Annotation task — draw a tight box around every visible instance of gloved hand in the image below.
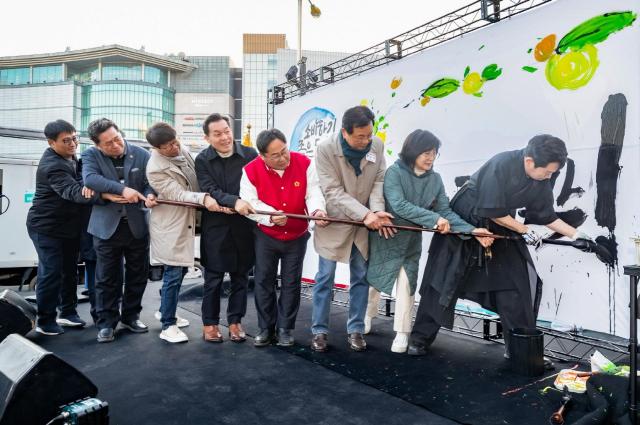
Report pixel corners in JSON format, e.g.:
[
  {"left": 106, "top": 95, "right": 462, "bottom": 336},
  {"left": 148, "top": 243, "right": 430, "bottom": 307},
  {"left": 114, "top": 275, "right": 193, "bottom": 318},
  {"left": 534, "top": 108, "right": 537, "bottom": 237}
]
[
  {"left": 522, "top": 228, "right": 543, "bottom": 248},
  {"left": 571, "top": 230, "right": 593, "bottom": 242}
]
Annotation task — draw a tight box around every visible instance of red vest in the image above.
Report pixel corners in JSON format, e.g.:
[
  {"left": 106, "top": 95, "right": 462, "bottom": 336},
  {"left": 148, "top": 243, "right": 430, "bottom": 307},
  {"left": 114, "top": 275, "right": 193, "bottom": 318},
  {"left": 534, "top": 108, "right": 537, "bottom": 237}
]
[{"left": 244, "top": 152, "right": 311, "bottom": 241}]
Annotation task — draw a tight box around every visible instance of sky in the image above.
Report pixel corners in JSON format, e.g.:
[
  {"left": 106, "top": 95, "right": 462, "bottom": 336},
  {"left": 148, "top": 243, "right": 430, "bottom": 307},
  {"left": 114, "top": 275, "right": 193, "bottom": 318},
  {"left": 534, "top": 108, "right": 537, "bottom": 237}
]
[{"left": 0, "top": 0, "right": 471, "bottom": 65}]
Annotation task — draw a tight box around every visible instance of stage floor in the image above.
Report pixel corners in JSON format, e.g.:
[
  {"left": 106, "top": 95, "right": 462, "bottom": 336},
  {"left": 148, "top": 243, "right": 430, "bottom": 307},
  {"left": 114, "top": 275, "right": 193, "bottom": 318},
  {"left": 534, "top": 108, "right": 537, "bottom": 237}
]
[{"left": 21, "top": 278, "right": 593, "bottom": 425}]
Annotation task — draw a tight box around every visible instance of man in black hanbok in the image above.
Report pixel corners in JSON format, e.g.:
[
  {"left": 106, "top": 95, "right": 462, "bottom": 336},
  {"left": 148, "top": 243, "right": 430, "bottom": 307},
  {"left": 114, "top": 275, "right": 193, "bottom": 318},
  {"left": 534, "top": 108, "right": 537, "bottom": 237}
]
[{"left": 407, "top": 135, "right": 592, "bottom": 356}]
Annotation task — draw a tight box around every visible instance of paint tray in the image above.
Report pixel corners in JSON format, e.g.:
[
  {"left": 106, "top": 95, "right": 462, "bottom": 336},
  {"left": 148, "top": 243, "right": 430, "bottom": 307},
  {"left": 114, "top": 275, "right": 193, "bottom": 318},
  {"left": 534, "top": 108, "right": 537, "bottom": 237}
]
[{"left": 554, "top": 369, "right": 590, "bottom": 393}]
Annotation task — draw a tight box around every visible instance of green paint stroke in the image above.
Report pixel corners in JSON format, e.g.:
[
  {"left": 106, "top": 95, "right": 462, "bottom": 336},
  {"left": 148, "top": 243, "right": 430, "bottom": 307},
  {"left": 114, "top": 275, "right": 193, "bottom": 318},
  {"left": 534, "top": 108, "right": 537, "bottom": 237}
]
[
  {"left": 481, "top": 64, "right": 502, "bottom": 80},
  {"left": 478, "top": 45, "right": 485, "bottom": 50},
  {"left": 421, "top": 78, "right": 460, "bottom": 99},
  {"left": 463, "top": 66, "right": 470, "bottom": 77},
  {"left": 522, "top": 66, "right": 538, "bottom": 73},
  {"left": 527, "top": 48, "right": 533, "bottom": 53},
  {"left": 386, "top": 149, "right": 393, "bottom": 156},
  {"left": 557, "top": 11, "right": 637, "bottom": 53}
]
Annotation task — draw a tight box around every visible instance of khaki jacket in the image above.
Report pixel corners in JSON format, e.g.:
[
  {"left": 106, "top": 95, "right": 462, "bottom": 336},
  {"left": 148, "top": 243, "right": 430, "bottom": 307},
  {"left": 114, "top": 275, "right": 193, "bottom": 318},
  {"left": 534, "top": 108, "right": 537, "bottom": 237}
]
[
  {"left": 147, "top": 148, "right": 206, "bottom": 267},
  {"left": 313, "top": 132, "right": 386, "bottom": 263}
]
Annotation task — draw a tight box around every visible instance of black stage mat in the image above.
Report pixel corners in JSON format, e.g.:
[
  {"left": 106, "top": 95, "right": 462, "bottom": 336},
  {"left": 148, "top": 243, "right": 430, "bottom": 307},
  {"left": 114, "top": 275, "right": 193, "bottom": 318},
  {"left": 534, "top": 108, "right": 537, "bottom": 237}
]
[
  {"left": 178, "top": 282, "right": 597, "bottom": 425},
  {"left": 26, "top": 281, "right": 455, "bottom": 425}
]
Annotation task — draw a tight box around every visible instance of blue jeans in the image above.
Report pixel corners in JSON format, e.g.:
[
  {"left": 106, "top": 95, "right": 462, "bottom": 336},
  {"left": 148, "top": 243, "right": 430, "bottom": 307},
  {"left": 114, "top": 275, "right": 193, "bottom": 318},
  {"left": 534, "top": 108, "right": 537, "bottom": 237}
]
[
  {"left": 311, "top": 244, "right": 369, "bottom": 335},
  {"left": 160, "top": 266, "right": 187, "bottom": 330}
]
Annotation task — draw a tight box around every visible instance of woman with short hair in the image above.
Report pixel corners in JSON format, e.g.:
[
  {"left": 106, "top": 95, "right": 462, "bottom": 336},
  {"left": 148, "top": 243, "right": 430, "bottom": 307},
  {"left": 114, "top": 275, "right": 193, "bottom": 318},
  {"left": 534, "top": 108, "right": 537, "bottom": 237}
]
[{"left": 365, "top": 130, "right": 492, "bottom": 353}]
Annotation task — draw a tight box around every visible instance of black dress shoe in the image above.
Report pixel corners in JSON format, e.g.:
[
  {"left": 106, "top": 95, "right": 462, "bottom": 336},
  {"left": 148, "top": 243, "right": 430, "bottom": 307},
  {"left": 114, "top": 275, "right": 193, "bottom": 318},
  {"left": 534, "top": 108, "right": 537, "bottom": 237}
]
[
  {"left": 277, "top": 328, "right": 294, "bottom": 347},
  {"left": 120, "top": 319, "right": 148, "bottom": 333},
  {"left": 407, "top": 343, "right": 428, "bottom": 356},
  {"left": 311, "top": 333, "right": 328, "bottom": 352},
  {"left": 97, "top": 328, "right": 115, "bottom": 343},
  {"left": 254, "top": 329, "right": 275, "bottom": 347},
  {"left": 348, "top": 332, "right": 367, "bottom": 352}
]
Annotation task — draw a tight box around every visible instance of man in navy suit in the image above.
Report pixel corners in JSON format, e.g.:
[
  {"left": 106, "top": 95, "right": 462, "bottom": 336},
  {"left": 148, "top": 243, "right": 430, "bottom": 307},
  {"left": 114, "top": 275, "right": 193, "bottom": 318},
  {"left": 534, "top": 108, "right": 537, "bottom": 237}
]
[{"left": 82, "top": 118, "right": 157, "bottom": 343}]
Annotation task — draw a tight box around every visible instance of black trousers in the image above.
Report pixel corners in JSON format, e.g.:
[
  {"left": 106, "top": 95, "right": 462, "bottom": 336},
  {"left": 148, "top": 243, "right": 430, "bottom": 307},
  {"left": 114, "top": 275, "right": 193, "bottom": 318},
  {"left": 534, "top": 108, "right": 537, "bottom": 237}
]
[
  {"left": 201, "top": 268, "right": 248, "bottom": 326},
  {"left": 253, "top": 231, "right": 309, "bottom": 331},
  {"left": 410, "top": 284, "right": 535, "bottom": 350},
  {"left": 28, "top": 229, "right": 80, "bottom": 323},
  {"left": 93, "top": 220, "right": 149, "bottom": 330}
]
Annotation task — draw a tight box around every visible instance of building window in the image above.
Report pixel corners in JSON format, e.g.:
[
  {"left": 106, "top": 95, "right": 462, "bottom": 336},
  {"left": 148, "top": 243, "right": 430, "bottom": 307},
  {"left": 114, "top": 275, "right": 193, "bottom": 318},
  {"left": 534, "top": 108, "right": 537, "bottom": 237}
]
[
  {"left": 32, "top": 65, "right": 63, "bottom": 84},
  {"left": 102, "top": 63, "right": 142, "bottom": 81},
  {"left": 0, "top": 67, "right": 30, "bottom": 85},
  {"left": 68, "top": 64, "right": 100, "bottom": 82},
  {"left": 144, "top": 65, "right": 168, "bottom": 85}
]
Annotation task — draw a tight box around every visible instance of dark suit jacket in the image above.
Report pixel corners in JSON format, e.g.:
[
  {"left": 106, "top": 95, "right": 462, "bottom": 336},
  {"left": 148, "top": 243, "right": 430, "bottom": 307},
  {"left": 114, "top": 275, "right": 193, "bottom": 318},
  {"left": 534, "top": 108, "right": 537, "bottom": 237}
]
[
  {"left": 82, "top": 142, "right": 153, "bottom": 240},
  {"left": 195, "top": 143, "right": 257, "bottom": 272}
]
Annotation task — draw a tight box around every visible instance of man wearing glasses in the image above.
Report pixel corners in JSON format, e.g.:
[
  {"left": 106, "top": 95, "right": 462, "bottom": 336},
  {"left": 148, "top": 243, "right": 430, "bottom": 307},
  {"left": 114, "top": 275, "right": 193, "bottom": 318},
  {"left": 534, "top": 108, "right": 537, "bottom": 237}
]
[
  {"left": 27, "top": 120, "right": 102, "bottom": 335},
  {"left": 82, "top": 118, "right": 157, "bottom": 343},
  {"left": 311, "top": 106, "right": 395, "bottom": 352},
  {"left": 239, "top": 128, "right": 328, "bottom": 347}
]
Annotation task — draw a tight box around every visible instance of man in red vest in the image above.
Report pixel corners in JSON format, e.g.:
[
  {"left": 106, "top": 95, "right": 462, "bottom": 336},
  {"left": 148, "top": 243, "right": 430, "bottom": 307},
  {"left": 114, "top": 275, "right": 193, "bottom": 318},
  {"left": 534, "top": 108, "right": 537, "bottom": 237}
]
[{"left": 240, "top": 128, "right": 328, "bottom": 347}]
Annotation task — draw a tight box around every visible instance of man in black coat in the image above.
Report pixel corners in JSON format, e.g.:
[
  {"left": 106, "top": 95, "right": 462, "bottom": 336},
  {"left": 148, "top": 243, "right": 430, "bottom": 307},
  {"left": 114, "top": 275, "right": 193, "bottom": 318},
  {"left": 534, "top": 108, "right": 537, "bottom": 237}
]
[
  {"left": 26, "top": 119, "right": 102, "bottom": 335},
  {"left": 195, "top": 113, "right": 257, "bottom": 343}
]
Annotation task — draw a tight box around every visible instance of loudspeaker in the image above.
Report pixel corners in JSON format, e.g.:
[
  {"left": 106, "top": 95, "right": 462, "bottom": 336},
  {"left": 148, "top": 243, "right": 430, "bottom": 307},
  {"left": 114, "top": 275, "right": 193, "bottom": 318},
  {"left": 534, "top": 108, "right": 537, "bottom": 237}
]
[
  {"left": 0, "top": 334, "right": 98, "bottom": 425},
  {"left": 0, "top": 289, "right": 36, "bottom": 342}
]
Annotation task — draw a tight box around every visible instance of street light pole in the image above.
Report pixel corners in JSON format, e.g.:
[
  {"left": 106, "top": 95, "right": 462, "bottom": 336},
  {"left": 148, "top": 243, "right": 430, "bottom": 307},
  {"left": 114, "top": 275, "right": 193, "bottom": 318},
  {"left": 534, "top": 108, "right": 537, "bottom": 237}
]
[
  {"left": 298, "top": 0, "right": 303, "bottom": 63},
  {"left": 297, "top": 0, "right": 321, "bottom": 64}
]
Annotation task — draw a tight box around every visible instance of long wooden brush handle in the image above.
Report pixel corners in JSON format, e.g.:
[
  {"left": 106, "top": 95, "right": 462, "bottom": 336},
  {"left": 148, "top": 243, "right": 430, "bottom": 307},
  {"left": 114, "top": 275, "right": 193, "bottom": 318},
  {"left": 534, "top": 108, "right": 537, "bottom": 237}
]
[{"left": 154, "top": 199, "right": 509, "bottom": 239}]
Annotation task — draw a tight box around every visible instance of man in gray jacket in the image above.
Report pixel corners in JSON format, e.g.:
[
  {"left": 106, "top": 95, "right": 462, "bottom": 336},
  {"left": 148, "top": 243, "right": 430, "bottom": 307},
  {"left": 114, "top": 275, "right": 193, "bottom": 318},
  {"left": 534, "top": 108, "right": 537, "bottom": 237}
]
[
  {"left": 82, "top": 118, "right": 157, "bottom": 343},
  {"left": 311, "top": 106, "right": 394, "bottom": 352}
]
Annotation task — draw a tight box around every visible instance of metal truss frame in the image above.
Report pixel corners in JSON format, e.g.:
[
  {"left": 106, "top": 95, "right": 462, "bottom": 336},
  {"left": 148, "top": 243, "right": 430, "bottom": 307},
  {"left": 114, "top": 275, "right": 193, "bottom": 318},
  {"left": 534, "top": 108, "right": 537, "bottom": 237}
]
[{"left": 267, "top": 0, "right": 554, "bottom": 128}]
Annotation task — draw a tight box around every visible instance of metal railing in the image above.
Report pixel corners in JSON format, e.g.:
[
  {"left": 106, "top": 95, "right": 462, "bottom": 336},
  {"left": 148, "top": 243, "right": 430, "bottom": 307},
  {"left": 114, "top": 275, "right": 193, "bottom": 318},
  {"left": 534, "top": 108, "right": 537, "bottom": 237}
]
[{"left": 301, "top": 282, "right": 629, "bottom": 363}]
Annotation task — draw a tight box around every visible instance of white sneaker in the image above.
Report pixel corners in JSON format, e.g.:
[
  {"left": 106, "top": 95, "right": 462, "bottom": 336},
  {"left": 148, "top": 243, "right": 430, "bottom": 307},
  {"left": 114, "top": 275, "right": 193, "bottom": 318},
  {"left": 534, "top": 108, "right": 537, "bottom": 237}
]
[
  {"left": 391, "top": 332, "right": 409, "bottom": 353},
  {"left": 159, "top": 325, "right": 189, "bottom": 343},
  {"left": 155, "top": 311, "right": 190, "bottom": 328},
  {"left": 364, "top": 315, "right": 373, "bottom": 335}
]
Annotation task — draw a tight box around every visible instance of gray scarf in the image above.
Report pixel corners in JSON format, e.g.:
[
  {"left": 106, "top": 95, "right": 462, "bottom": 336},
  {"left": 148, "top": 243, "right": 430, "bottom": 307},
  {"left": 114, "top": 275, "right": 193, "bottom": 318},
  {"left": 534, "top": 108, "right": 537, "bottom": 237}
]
[{"left": 167, "top": 149, "right": 199, "bottom": 191}]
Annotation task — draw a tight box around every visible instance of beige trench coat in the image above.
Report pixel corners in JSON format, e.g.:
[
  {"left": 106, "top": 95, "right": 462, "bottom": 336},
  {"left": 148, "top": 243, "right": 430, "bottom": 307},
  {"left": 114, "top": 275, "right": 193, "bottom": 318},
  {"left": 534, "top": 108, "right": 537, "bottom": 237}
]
[
  {"left": 147, "top": 147, "right": 206, "bottom": 267},
  {"left": 313, "top": 132, "right": 386, "bottom": 263}
]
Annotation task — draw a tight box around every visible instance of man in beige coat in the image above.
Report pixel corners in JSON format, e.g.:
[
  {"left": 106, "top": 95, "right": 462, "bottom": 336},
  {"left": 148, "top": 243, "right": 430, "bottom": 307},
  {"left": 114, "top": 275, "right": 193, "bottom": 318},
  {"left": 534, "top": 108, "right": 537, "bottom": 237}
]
[
  {"left": 146, "top": 122, "right": 221, "bottom": 343},
  {"left": 311, "top": 106, "right": 394, "bottom": 352}
]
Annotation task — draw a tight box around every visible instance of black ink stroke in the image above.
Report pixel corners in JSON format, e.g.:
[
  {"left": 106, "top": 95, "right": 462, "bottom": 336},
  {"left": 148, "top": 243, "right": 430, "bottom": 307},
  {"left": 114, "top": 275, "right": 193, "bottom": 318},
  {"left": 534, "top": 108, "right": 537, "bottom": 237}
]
[{"left": 555, "top": 159, "right": 585, "bottom": 206}]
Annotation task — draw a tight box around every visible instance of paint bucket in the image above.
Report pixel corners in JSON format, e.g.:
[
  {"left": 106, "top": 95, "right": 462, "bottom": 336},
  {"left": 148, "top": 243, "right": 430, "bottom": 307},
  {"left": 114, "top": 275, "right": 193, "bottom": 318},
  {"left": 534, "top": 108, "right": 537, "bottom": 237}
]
[
  {"left": 632, "top": 237, "right": 640, "bottom": 265},
  {"left": 508, "top": 328, "right": 544, "bottom": 377}
]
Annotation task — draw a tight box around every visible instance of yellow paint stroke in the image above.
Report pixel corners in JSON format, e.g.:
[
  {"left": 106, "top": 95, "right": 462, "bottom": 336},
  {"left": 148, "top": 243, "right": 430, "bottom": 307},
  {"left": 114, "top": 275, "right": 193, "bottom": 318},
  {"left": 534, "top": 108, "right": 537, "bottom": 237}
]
[
  {"left": 360, "top": 99, "right": 368, "bottom": 106},
  {"left": 462, "top": 72, "right": 484, "bottom": 94},
  {"left": 390, "top": 76, "right": 403, "bottom": 90},
  {"left": 420, "top": 97, "right": 430, "bottom": 107},
  {"left": 376, "top": 131, "right": 387, "bottom": 142},
  {"left": 546, "top": 44, "right": 599, "bottom": 90}
]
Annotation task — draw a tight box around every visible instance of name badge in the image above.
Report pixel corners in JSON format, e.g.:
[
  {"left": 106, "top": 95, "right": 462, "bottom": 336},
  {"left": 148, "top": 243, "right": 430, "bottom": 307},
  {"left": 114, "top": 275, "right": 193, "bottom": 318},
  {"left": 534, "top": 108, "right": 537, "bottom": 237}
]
[{"left": 365, "top": 152, "right": 377, "bottom": 163}]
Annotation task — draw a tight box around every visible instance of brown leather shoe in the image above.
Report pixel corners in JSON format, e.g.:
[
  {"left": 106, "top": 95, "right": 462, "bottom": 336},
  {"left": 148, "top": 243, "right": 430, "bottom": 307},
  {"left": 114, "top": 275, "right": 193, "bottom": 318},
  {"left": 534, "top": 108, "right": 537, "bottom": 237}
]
[
  {"left": 348, "top": 332, "right": 367, "bottom": 352},
  {"left": 229, "top": 323, "right": 246, "bottom": 343},
  {"left": 311, "top": 333, "right": 328, "bottom": 352},
  {"left": 203, "top": 325, "right": 223, "bottom": 343}
]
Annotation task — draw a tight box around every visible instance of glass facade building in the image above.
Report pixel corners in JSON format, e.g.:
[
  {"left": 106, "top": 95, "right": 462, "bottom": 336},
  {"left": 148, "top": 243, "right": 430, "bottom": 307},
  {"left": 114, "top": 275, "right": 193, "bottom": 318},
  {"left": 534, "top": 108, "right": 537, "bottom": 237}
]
[
  {"left": 81, "top": 82, "right": 175, "bottom": 139},
  {"left": 0, "top": 45, "right": 205, "bottom": 142}
]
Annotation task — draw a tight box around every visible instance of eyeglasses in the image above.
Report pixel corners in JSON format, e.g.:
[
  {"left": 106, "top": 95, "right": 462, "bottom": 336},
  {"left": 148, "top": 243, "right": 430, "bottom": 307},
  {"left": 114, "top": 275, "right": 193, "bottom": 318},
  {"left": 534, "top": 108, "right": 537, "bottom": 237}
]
[
  {"left": 100, "top": 134, "right": 124, "bottom": 148},
  {"left": 420, "top": 150, "right": 440, "bottom": 159},
  {"left": 59, "top": 136, "right": 80, "bottom": 145},
  {"left": 266, "top": 147, "right": 289, "bottom": 161},
  {"left": 159, "top": 139, "right": 179, "bottom": 150}
]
